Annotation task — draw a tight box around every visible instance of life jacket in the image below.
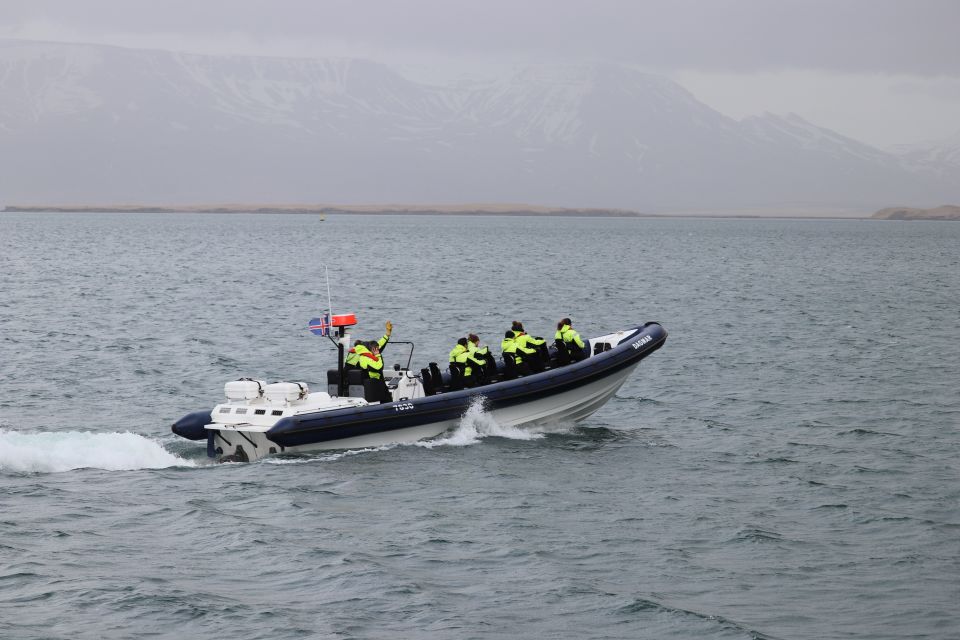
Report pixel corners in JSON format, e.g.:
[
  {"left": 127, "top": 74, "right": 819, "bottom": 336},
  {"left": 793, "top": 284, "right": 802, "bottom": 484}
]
[
  {"left": 449, "top": 343, "right": 473, "bottom": 376},
  {"left": 468, "top": 343, "right": 489, "bottom": 364},
  {"left": 344, "top": 344, "right": 369, "bottom": 367},
  {"left": 449, "top": 343, "right": 468, "bottom": 363},
  {"left": 555, "top": 324, "right": 584, "bottom": 349},
  {"left": 515, "top": 331, "right": 544, "bottom": 355},
  {"left": 358, "top": 351, "right": 384, "bottom": 379}
]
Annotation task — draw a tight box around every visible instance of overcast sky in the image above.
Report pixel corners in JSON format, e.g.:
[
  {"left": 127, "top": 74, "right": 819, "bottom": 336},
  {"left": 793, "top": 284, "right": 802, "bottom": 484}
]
[{"left": 2, "top": 0, "right": 958, "bottom": 147}]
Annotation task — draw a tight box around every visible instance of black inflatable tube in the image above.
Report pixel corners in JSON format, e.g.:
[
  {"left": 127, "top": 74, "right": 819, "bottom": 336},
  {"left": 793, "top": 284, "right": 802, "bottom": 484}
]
[{"left": 171, "top": 410, "right": 213, "bottom": 441}]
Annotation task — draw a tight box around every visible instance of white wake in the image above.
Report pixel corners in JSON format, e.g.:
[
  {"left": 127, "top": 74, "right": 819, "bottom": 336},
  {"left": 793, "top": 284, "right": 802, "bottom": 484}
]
[{"left": 0, "top": 429, "right": 196, "bottom": 473}]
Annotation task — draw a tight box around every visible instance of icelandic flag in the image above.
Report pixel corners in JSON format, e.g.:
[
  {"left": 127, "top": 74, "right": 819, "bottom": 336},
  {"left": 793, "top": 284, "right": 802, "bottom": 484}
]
[{"left": 308, "top": 314, "right": 331, "bottom": 336}]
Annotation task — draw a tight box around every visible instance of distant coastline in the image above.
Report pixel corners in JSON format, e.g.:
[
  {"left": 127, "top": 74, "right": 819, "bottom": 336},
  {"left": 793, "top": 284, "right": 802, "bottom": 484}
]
[
  {"left": 871, "top": 205, "right": 960, "bottom": 220},
  {"left": 2, "top": 203, "right": 643, "bottom": 217},
  {"left": 1, "top": 203, "right": 876, "bottom": 219}
]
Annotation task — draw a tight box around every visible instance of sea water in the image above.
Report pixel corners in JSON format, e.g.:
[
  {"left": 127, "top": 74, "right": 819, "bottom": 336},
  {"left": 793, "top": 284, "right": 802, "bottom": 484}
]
[{"left": 1, "top": 213, "right": 958, "bottom": 639}]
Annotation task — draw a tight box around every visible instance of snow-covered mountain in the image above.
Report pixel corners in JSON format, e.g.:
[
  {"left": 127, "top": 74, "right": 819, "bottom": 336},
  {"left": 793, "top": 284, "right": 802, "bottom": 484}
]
[
  {"left": 1, "top": 40, "right": 957, "bottom": 209},
  {"left": 887, "top": 131, "right": 960, "bottom": 183}
]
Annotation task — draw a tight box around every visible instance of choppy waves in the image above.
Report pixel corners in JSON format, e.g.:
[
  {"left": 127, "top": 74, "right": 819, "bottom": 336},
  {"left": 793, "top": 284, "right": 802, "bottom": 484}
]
[{"left": 3, "top": 214, "right": 959, "bottom": 640}]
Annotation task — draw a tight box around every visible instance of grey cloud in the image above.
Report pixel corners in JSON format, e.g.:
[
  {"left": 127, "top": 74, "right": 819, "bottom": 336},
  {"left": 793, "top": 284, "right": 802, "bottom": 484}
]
[
  {"left": 891, "top": 78, "right": 960, "bottom": 100},
  {"left": 2, "top": 0, "right": 959, "bottom": 76}
]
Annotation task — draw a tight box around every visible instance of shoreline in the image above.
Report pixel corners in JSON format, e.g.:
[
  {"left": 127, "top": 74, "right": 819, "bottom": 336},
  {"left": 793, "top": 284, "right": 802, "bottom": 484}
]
[{"left": 1, "top": 204, "right": 876, "bottom": 219}]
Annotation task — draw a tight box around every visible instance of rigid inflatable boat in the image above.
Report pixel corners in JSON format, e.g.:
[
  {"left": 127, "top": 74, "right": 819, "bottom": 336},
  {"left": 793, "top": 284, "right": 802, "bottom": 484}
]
[{"left": 172, "top": 319, "right": 667, "bottom": 462}]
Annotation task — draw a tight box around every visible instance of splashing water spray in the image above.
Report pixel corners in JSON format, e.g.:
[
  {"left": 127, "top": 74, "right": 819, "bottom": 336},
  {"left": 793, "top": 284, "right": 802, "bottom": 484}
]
[
  {"left": 0, "top": 429, "right": 195, "bottom": 474},
  {"left": 418, "top": 396, "right": 546, "bottom": 448}
]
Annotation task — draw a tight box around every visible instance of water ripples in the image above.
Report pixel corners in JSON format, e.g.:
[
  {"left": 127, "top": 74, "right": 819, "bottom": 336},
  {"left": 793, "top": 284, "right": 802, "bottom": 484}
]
[{"left": 1, "top": 214, "right": 959, "bottom": 639}]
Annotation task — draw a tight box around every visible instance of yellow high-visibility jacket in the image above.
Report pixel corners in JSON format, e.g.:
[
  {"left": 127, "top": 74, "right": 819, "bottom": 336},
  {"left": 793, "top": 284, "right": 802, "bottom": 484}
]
[
  {"left": 358, "top": 351, "right": 384, "bottom": 379},
  {"left": 555, "top": 324, "right": 584, "bottom": 349}
]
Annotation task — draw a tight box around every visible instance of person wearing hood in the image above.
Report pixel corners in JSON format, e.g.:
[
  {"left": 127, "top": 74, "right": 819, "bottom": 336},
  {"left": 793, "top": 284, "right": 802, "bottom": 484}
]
[
  {"left": 358, "top": 340, "right": 389, "bottom": 401},
  {"left": 510, "top": 320, "right": 546, "bottom": 372},
  {"left": 345, "top": 320, "right": 393, "bottom": 368},
  {"left": 466, "top": 333, "right": 491, "bottom": 384},
  {"left": 501, "top": 329, "right": 524, "bottom": 376},
  {"left": 448, "top": 337, "right": 473, "bottom": 388},
  {"left": 358, "top": 341, "right": 385, "bottom": 380},
  {"left": 555, "top": 317, "right": 586, "bottom": 362}
]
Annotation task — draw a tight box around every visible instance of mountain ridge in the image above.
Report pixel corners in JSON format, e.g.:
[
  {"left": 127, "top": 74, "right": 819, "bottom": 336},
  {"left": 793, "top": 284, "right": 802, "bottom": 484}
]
[{"left": 1, "top": 40, "right": 957, "bottom": 209}]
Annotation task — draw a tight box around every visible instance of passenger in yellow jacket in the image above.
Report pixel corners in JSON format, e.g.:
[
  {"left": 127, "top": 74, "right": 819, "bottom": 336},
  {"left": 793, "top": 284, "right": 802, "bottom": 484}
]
[
  {"left": 555, "top": 317, "right": 586, "bottom": 361},
  {"left": 467, "top": 334, "right": 490, "bottom": 382},
  {"left": 501, "top": 330, "right": 518, "bottom": 356},
  {"left": 511, "top": 321, "right": 545, "bottom": 371},
  {"left": 357, "top": 341, "right": 389, "bottom": 402},
  {"left": 358, "top": 341, "right": 385, "bottom": 380},
  {"left": 344, "top": 340, "right": 368, "bottom": 368},
  {"left": 449, "top": 338, "right": 470, "bottom": 371},
  {"left": 345, "top": 321, "right": 392, "bottom": 367},
  {"left": 449, "top": 337, "right": 479, "bottom": 387}
]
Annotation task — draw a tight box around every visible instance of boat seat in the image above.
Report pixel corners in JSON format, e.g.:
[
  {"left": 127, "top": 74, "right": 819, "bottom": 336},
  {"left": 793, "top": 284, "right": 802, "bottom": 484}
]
[
  {"left": 522, "top": 349, "right": 545, "bottom": 373},
  {"left": 448, "top": 363, "right": 466, "bottom": 391},
  {"left": 363, "top": 378, "right": 390, "bottom": 403},
  {"left": 420, "top": 367, "right": 437, "bottom": 396},
  {"left": 471, "top": 352, "right": 497, "bottom": 386},
  {"left": 501, "top": 353, "right": 520, "bottom": 379},
  {"left": 570, "top": 343, "right": 588, "bottom": 362},
  {"left": 347, "top": 369, "right": 365, "bottom": 398},
  {"left": 327, "top": 369, "right": 340, "bottom": 396},
  {"left": 492, "top": 356, "right": 509, "bottom": 382},
  {"left": 538, "top": 342, "right": 551, "bottom": 368},
  {"left": 428, "top": 362, "right": 446, "bottom": 393}
]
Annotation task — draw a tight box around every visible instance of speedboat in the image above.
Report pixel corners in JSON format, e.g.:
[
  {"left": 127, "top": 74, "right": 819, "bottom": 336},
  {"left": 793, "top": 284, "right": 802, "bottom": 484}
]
[{"left": 171, "top": 316, "right": 667, "bottom": 462}]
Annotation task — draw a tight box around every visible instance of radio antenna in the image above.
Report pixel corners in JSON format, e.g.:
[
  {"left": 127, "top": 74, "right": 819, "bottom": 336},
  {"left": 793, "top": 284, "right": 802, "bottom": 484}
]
[{"left": 324, "top": 264, "right": 334, "bottom": 323}]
